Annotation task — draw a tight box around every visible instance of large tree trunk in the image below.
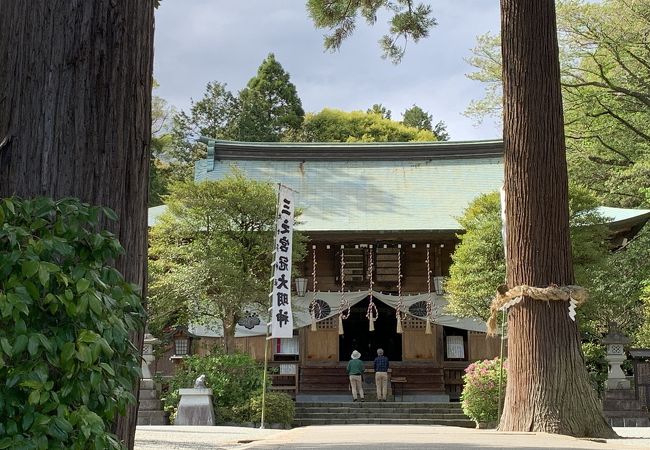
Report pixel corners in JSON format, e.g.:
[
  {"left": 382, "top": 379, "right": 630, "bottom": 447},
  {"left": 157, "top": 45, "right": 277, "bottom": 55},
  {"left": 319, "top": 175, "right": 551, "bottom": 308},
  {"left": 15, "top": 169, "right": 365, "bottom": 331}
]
[
  {"left": 499, "top": 0, "right": 615, "bottom": 437},
  {"left": 0, "top": 1, "right": 154, "bottom": 448}
]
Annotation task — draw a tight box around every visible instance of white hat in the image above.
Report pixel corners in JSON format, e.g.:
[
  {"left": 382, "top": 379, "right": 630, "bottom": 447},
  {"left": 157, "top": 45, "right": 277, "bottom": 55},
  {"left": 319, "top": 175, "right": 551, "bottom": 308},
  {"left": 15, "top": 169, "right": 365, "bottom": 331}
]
[{"left": 351, "top": 350, "right": 361, "bottom": 360}]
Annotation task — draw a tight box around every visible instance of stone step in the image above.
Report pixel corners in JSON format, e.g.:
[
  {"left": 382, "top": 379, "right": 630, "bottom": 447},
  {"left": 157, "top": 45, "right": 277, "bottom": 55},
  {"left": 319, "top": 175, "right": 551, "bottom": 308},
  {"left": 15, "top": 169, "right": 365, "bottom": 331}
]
[
  {"left": 293, "top": 418, "right": 475, "bottom": 427},
  {"left": 137, "top": 410, "right": 169, "bottom": 426},
  {"left": 296, "top": 402, "right": 462, "bottom": 408},
  {"left": 296, "top": 412, "right": 470, "bottom": 420},
  {"left": 607, "top": 417, "right": 650, "bottom": 427},
  {"left": 602, "top": 399, "right": 646, "bottom": 411},
  {"left": 603, "top": 389, "right": 637, "bottom": 400},
  {"left": 139, "top": 398, "right": 162, "bottom": 411},
  {"left": 139, "top": 389, "right": 159, "bottom": 400},
  {"left": 295, "top": 407, "right": 463, "bottom": 414},
  {"left": 603, "top": 409, "right": 650, "bottom": 418}
]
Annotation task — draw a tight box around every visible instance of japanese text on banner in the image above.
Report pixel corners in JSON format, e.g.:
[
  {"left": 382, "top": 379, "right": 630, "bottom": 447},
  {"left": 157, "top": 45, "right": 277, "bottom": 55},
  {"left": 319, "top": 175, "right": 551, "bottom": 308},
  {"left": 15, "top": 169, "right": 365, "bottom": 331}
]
[{"left": 270, "top": 186, "right": 294, "bottom": 338}]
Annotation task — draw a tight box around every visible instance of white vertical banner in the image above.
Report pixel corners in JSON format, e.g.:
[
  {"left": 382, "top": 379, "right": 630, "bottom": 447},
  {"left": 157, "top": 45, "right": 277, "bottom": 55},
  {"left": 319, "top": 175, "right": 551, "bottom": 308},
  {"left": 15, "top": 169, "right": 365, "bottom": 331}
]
[{"left": 270, "top": 185, "right": 295, "bottom": 338}]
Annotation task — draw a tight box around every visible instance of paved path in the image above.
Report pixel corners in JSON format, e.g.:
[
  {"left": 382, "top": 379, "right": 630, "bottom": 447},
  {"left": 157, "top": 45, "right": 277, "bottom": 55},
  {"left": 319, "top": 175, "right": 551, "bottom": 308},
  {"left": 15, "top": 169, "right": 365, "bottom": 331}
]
[{"left": 135, "top": 425, "right": 650, "bottom": 450}]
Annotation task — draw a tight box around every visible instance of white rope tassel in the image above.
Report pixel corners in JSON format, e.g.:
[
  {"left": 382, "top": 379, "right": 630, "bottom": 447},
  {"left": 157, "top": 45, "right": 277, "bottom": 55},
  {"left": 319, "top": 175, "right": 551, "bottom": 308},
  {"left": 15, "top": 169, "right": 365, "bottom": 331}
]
[
  {"left": 311, "top": 314, "right": 317, "bottom": 332},
  {"left": 369, "top": 317, "right": 375, "bottom": 332},
  {"left": 338, "top": 314, "right": 344, "bottom": 335},
  {"left": 396, "top": 317, "right": 403, "bottom": 334},
  {"left": 425, "top": 318, "right": 432, "bottom": 335}
]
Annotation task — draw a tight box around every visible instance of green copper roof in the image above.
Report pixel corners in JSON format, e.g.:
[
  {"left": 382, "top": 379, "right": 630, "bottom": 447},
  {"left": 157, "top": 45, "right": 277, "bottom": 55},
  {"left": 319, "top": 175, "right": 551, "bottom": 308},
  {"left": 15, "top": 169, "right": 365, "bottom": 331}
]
[
  {"left": 193, "top": 140, "right": 504, "bottom": 232},
  {"left": 147, "top": 140, "right": 650, "bottom": 232}
]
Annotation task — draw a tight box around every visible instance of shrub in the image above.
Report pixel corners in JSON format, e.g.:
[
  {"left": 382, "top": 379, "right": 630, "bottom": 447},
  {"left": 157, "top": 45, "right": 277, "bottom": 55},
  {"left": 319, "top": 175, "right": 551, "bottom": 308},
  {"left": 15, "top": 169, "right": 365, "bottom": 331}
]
[
  {"left": 582, "top": 342, "right": 608, "bottom": 397},
  {"left": 162, "top": 351, "right": 264, "bottom": 424},
  {"left": 0, "top": 197, "right": 145, "bottom": 449},
  {"left": 242, "top": 391, "right": 295, "bottom": 426},
  {"left": 461, "top": 357, "right": 507, "bottom": 425}
]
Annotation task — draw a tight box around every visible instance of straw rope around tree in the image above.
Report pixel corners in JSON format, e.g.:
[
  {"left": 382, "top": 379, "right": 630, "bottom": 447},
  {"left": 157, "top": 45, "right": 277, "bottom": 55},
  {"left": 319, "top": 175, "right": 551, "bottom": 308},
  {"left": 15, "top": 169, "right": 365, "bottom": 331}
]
[
  {"left": 486, "top": 284, "right": 588, "bottom": 336},
  {"left": 338, "top": 245, "right": 351, "bottom": 335}
]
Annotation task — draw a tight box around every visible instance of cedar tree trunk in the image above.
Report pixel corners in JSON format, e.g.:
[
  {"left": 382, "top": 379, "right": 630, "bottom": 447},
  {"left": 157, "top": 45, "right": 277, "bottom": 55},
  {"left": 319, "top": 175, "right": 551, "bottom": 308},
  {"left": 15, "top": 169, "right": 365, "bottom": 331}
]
[
  {"left": 0, "top": 1, "right": 154, "bottom": 448},
  {"left": 499, "top": 0, "right": 616, "bottom": 437}
]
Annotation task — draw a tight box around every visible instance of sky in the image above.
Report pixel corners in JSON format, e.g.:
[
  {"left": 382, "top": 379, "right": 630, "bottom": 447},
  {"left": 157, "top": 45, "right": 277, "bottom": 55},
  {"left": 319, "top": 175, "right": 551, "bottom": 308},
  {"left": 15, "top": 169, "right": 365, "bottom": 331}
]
[{"left": 153, "top": 1, "right": 502, "bottom": 141}]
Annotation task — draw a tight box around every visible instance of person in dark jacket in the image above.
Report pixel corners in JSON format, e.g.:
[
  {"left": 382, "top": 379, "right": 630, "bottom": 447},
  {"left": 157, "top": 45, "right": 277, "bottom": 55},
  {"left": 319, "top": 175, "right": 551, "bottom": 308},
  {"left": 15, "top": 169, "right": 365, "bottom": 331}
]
[
  {"left": 374, "top": 348, "right": 389, "bottom": 401},
  {"left": 346, "top": 350, "right": 364, "bottom": 402}
]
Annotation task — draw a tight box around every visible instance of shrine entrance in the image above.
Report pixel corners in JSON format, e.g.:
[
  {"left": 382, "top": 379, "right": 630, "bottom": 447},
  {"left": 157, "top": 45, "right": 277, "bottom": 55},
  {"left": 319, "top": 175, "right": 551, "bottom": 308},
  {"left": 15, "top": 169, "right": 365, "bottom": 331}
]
[{"left": 339, "top": 296, "right": 402, "bottom": 362}]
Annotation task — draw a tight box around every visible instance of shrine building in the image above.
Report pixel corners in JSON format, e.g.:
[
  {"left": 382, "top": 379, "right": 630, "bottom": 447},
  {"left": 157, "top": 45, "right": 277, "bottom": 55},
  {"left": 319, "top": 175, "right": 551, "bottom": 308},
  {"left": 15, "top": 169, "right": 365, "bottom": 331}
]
[{"left": 148, "top": 139, "right": 650, "bottom": 402}]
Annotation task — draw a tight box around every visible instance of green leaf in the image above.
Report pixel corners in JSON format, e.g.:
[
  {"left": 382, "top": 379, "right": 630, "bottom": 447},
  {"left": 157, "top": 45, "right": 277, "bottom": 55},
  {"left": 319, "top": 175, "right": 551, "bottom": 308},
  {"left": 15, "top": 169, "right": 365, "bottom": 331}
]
[
  {"left": 21, "top": 260, "right": 39, "bottom": 278},
  {"left": 0, "top": 438, "right": 13, "bottom": 449},
  {"left": 38, "top": 264, "right": 49, "bottom": 286},
  {"left": 28, "top": 390, "right": 40, "bottom": 405},
  {"left": 4, "top": 198, "right": 15, "bottom": 214},
  {"left": 88, "top": 294, "right": 103, "bottom": 316},
  {"left": 60, "top": 342, "right": 75, "bottom": 362},
  {"left": 28, "top": 335, "right": 39, "bottom": 355},
  {"left": 78, "top": 330, "right": 99, "bottom": 344},
  {"left": 99, "top": 362, "right": 115, "bottom": 376},
  {"left": 0, "top": 337, "right": 11, "bottom": 356},
  {"left": 13, "top": 335, "right": 28, "bottom": 355},
  {"left": 21, "top": 413, "right": 34, "bottom": 432},
  {"left": 102, "top": 207, "right": 118, "bottom": 221},
  {"left": 37, "top": 334, "right": 54, "bottom": 353},
  {"left": 76, "top": 278, "right": 91, "bottom": 294}
]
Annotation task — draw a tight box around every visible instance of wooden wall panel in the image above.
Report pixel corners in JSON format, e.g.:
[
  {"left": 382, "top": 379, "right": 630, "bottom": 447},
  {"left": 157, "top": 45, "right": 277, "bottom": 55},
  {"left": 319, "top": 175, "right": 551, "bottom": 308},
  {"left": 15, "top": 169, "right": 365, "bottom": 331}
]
[
  {"left": 468, "top": 332, "right": 504, "bottom": 362},
  {"left": 305, "top": 329, "right": 339, "bottom": 361},
  {"left": 402, "top": 328, "right": 435, "bottom": 360},
  {"left": 193, "top": 336, "right": 268, "bottom": 362}
]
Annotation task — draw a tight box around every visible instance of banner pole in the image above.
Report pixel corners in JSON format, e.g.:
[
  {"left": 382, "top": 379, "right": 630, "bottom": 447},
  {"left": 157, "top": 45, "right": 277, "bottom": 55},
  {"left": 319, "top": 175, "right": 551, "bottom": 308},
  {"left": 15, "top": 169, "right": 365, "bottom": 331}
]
[{"left": 261, "top": 184, "right": 282, "bottom": 429}]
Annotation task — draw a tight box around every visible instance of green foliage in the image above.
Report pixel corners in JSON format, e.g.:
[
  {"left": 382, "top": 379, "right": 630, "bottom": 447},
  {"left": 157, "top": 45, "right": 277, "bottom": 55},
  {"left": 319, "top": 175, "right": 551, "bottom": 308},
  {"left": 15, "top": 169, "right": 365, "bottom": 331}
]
[
  {"left": 162, "top": 81, "right": 239, "bottom": 189},
  {"left": 634, "top": 281, "right": 650, "bottom": 347},
  {"left": 162, "top": 352, "right": 264, "bottom": 424},
  {"left": 446, "top": 187, "right": 610, "bottom": 329},
  {"left": 301, "top": 108, "right": 436, "bottom": 142},
  {"left": 242, "top": 391, "right": 295, "bottom": 426},
  {"left": 0, "top": 197, "right": 145, "bottom": 450},
  {"left": 235, "top": 54, "right": 304, "bottom": 142},
  {"left": 461, "top": 358, "right": 507, "bottom": 424},
  {"left": 307, "top": 0, "right": 437, "bottom": 63},
  {"left": 581, "top": 225, "right": 650, "bottom": 340},
  {"left": 446, "top": 193, "right": 504, "bottom": 321},
  {"left": 581, "top": 342, "right": 608, "bottom": 397},
  {"left": 367, "top": 104, "right": 392, "bottom": 120},
  {"left": 148, "top": 171, "right": 307, "bottom": 347},
  {"left": 401, "top": 105, "right": 450, "bottom": 141},
  {"left": 465, "top": 0, "right": 650, "bottom": 208}
]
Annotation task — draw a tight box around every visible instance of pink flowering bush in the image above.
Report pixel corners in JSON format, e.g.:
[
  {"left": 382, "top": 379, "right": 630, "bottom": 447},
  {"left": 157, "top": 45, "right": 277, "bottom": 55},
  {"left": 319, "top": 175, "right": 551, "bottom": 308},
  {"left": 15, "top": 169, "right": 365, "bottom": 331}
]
[{"left": 460, "top": 357, "right": 507, "bottom": 424}]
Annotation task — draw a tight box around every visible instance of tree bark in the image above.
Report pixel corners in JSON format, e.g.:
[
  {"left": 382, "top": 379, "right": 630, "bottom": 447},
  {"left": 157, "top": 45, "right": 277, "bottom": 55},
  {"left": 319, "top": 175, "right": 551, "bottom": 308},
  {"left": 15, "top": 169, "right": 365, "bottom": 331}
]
[
  {"left": 499, "top": 0, "right": 615, "bottom": 437},
  {"left": 223, "top": 316, "right": 238, "bottom": 354},
  {"left": 0, "top": 1, "right": 154, "bottom": 448}
]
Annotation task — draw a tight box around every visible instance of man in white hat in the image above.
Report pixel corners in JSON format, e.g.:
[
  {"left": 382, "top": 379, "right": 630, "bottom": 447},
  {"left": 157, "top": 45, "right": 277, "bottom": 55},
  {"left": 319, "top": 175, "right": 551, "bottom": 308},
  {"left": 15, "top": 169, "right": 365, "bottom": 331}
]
[{"left": 346, "top": 350, "right": 365, "bottom": 402}]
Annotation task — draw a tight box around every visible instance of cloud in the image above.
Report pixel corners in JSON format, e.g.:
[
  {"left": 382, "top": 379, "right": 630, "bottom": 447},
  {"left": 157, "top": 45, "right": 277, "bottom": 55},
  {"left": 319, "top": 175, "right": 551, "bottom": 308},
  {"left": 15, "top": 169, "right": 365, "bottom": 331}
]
[{"left": 154, "top": 0, "right": 501, "bottom": 140}]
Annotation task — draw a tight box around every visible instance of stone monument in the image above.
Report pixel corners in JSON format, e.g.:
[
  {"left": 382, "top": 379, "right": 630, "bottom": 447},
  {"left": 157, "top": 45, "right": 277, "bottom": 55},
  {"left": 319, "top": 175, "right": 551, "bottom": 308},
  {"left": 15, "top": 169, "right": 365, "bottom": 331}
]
[{"left": 175, "top": 374, "right": 216, "bottom": 426}]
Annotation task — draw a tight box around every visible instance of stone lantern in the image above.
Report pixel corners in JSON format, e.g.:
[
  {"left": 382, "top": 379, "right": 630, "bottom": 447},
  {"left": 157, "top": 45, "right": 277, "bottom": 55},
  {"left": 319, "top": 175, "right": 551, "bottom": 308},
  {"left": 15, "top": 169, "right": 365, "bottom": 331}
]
[
  {"left": 141, "top": 333, "right": 159, "bottom": 380},
  {"left": 602, "top": 327, "right": 630, "bottom": 390}
]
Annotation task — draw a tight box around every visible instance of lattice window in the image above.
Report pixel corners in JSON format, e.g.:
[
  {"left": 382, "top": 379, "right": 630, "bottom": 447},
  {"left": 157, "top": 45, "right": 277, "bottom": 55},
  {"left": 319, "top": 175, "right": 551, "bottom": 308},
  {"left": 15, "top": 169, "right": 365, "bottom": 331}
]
[
  {"left": 317, "top": 315, "right": 337, "bottom": 330},
  {"left": 403, "top": 315, "right": 427, "bottom": 330},
  {"left": 376, "top": 247, "right": 400, "bottom": 283}
]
